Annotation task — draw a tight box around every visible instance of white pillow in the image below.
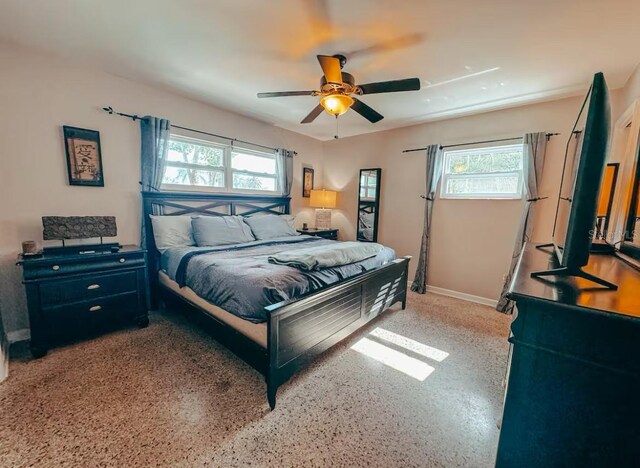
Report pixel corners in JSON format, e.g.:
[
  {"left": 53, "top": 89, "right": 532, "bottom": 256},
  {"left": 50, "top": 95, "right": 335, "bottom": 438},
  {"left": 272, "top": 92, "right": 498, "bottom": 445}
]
[
  {"left": 150, "top": 215, "right": 195, "bottom": 252},
  {"left": 280, "top": 214, "right": 296, "bottom": 229}
]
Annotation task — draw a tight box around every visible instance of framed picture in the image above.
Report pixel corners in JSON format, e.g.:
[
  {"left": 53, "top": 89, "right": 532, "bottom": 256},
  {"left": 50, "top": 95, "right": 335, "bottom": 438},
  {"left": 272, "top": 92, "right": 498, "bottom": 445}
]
[
  {"left": 63, "top": 126, "right": 104, "bottom": 186},
  {"left": 303, "top": 167, "right": 314, "bottom": 198}
]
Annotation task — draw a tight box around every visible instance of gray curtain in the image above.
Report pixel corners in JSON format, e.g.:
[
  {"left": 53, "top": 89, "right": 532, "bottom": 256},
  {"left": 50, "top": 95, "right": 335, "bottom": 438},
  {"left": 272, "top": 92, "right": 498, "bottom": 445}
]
[
  {"left": 276, "top": 148, "right": 295, "bottom": 197},
  {"left": 140, "top": 115, "right": 171, "bottom": 248},
  {"left": 411, "top": 144, "right": 444, "bottom": 294},
  {"left": 496, "top": 132, "right": 548, "bottom": 313}
]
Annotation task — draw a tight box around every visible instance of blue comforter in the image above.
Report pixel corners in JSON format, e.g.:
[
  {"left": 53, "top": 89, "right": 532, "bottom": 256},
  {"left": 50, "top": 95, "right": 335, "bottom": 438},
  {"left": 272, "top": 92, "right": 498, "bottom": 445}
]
[{"left": 161, "top": 236, "right": 396, "bottom": 323}]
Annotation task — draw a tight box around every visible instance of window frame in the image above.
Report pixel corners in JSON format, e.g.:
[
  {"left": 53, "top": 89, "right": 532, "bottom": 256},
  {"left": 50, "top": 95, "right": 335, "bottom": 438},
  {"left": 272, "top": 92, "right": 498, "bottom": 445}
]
[
  {"left": 160, "top": 134, "right": 282, "bottom": 195},
  {"left": 439, "top": 143, "right": 525, "bottom": 200}
]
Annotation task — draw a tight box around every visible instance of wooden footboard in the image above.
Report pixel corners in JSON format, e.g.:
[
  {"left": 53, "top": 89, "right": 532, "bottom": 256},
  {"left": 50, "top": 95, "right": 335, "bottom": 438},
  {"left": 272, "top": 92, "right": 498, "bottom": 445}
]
[{"left": 264, "top": 256, "right": 410, "bottom": 409}]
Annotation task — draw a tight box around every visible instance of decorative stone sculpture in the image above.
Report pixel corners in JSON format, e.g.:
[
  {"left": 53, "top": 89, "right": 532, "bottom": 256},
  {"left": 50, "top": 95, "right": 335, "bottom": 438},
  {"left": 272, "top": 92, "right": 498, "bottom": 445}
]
[{"left": 42, "top": 216, "right": 117, "bottom": 240}]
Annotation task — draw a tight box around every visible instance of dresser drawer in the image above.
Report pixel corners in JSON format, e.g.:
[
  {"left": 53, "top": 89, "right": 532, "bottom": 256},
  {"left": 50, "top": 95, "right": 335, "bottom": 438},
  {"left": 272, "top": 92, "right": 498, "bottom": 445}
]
[
  {"left": 43, "top": 292, "right": 140, "bottom": 331},
  {"left": 22, "top": 253, "right": 146, "bottom": 280},
  {"left": 39, "top": 270, "right": 138, "bottom": 306}
]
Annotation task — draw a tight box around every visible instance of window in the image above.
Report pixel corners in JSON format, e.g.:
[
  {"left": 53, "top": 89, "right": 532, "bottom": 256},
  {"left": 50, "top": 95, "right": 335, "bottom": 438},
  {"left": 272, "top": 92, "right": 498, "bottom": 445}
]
[
  {"left": 162, "top": 135, "right": 280, "bottom": 193},
  {"left": 440, "top": 144, "right": 524, "bottom": 199}
]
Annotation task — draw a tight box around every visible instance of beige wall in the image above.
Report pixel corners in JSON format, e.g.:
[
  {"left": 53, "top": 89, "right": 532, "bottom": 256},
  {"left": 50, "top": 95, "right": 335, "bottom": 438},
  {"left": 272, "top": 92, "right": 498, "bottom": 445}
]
[
  {"left": 322, "top": 93, "right": 623, "bottom": 301},
  {"left": 0, "top": 42, "right": 324, "bottom": 337},
  {"left": 619, "top": 64, "right": 640, "bottom": 111}
]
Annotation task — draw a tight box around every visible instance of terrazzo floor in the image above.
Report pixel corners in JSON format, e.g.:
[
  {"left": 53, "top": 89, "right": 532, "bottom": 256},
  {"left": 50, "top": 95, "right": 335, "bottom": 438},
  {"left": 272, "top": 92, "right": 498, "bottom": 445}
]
[{"left": 0, "top": 292, "right": 511, "bottom": 467}]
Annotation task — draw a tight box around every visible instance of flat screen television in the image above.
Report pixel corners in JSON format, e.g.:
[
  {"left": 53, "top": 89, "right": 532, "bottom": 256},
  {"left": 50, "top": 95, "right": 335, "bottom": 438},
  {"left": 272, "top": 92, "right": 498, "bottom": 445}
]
[{"left": 532, "top": 72, "right": 617, "bottom": 290}]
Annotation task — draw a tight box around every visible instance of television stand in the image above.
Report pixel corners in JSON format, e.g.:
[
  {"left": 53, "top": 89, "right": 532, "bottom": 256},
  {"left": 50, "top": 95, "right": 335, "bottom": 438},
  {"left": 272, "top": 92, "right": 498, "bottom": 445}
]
[{"left": 531, "top": 265, "right": 618, "bottom": 290}]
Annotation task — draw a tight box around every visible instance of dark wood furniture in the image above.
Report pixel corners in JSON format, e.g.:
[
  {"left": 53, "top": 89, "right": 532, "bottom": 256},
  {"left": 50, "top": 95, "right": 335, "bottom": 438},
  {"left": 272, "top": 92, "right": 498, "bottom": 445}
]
[
  {"left": 296, "top": 228, "right": 338, "bottom": 240},
  {"left": 496, "top": 243, "right": 640, "bottom": 467},
  {"left": 19, "top": 245, "right": 149, "bottom": 358},
  {"left": 142, "top": 191, "right": 410, "bottom": 409},
  {"left": 621, "top": 135, "right": 640, "bottom": 260}
]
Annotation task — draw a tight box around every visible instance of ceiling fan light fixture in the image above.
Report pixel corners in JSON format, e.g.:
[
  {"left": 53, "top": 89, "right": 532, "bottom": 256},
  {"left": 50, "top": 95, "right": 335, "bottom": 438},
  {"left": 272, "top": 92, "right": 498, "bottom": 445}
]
[{"left": 320, "top": 94, "right": 353, "bottom": 116}]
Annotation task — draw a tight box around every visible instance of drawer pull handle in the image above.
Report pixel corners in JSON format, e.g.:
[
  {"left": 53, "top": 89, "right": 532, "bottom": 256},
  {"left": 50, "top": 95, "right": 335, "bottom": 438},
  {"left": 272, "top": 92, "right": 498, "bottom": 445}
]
[
  {"left": 119, "top": 258, "right": 126, "bottom": 263},
  {"left": 89, "top": 305, "right": 102, "bottom": 312},
  {"left": 87, "top": 284, "right": 100, "bottom": 290},
  {"left": 52, "top": 265, "right": 60, "bottom": 271}
]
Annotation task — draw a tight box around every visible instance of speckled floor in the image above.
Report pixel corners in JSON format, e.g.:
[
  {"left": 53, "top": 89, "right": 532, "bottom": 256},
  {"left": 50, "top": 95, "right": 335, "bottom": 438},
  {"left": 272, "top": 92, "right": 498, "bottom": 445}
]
[{"left": 0, "top": 292, "right": 510, "bottom": 467}]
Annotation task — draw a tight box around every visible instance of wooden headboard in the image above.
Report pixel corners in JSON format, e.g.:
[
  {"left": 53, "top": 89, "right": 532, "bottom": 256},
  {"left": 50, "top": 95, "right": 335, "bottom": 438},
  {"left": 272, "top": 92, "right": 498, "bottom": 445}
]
[{"left": 141, "top": 190, "right": 291, "bottom": 308}]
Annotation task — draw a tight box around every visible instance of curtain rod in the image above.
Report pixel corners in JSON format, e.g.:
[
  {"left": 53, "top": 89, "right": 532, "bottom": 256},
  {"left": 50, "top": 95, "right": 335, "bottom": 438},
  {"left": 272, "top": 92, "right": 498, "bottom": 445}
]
[
  {"left": 102, "top": 106, "right": 296, "bottom": 154},
  {"left": 402, "top": 132, "right": 561, "bottom": 153}
]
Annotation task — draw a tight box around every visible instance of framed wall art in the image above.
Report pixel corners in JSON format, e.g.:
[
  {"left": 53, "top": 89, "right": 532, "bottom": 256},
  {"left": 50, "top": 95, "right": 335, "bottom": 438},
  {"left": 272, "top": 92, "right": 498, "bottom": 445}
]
[
  {"left": 63, "top": 126, "right": 104, "bottom": 187},
  {"left": 302, "top": 167, "right": 314, "bottom": 198}
]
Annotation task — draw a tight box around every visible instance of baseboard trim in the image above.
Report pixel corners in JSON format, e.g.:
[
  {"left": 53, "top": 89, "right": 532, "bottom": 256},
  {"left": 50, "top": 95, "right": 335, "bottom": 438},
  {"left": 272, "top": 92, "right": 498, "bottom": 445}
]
[
  {"left": 425, "top": 285, "right": 498, "bottom": 308},
  {"left": 7, "top": 328, "right": 30, "bottom": 344}
]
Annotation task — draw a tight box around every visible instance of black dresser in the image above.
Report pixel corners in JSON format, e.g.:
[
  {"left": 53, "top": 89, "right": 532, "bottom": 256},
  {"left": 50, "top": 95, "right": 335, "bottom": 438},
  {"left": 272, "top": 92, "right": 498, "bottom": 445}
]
[
  {"left": 19, "top": 245, "right": 149, "bottom": 357},
  {"left": 497, "top": 244, "right": 640, "bottom": 467}
]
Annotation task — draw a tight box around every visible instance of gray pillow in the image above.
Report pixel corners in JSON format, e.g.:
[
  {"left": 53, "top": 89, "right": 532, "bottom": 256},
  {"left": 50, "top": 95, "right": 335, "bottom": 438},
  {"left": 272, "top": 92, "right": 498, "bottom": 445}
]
[
  {"left": 192, "top": 216, "right": 255, "bottom": 246},
  {"left": 244, "top": 214, "right": 299, "bottom": 240},
  {"left": 280, "top": 214, "right": 296, "bottom": 229},
  {"left": 150, "top": 215, "right": 195, "bottom": 253}
]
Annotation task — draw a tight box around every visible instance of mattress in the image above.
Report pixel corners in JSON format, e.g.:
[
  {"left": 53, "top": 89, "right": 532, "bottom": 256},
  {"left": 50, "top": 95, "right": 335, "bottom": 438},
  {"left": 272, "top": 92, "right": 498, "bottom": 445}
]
[{"left": 159, "top": 271, "right": 267, "bottom": 348}]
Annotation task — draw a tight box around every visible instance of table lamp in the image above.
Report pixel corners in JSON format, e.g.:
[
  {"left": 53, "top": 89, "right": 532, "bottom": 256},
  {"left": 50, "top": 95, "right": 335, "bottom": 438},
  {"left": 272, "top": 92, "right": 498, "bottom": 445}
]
[{"left": 310, "top": 189, "right": 337, "bottom": 230}]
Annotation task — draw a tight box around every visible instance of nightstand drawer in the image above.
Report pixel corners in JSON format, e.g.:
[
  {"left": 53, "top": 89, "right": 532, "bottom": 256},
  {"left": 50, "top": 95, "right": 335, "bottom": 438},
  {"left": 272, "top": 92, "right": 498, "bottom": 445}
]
[
  {"left": 22, "top": 253, "right": 146, "bottom": 280},
  {"left": 40, "top": 270, "right": 138, "bottom": 306},
  {"left": 43, "top": 292, "right": 140, "bottom": 324}
]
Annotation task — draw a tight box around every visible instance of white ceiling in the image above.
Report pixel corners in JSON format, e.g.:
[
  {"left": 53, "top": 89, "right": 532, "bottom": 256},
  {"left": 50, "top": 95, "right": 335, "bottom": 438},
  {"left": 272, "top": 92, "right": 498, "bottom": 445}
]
[{"left": 1, "top": 0, "right": 639, "bottom": 140}]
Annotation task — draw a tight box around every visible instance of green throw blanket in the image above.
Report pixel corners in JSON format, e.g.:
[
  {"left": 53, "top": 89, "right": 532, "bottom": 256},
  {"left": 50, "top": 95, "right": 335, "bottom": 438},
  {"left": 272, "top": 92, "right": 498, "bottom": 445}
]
[{"left": 268, "top": 241, "right": 384, "bottom": 271}]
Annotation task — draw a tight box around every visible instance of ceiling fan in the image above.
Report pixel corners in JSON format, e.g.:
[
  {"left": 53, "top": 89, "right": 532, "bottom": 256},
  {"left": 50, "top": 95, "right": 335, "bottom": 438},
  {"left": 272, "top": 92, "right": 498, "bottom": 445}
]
[{"left": 257, "top": 54, "right": 421, "bottom": 124}]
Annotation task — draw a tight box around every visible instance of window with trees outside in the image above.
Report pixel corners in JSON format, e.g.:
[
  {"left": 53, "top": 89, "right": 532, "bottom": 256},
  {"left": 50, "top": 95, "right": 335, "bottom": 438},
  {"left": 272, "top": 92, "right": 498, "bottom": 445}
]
[
  {"left": 161, "top": 135, "right": 281, "bottom": 193},
  {"left": 440, "top": 144, "right": 524, "bottom": 199}
]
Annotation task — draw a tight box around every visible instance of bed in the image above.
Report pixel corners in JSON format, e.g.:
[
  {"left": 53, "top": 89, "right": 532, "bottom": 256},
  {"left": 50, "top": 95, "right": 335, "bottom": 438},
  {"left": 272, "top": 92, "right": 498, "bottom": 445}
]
[{"left": 142, "top": 191, "right": 410, "bottom": 409}]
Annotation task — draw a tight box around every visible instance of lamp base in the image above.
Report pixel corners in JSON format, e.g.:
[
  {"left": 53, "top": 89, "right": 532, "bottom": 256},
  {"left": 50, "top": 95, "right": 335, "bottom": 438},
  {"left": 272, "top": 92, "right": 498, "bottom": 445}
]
[{"left": 315, "top": 209, "right": 332, "bottom": 230}]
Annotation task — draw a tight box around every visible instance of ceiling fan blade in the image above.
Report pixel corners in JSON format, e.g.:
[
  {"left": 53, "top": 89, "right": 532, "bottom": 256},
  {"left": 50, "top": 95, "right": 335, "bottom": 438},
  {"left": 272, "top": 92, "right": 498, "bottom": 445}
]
[
  {"left": 317, "top": 55, "right": 343, "bottom": 84},
  {"left": 257, "top": 91, "right": 315, "bottom": 98},
  {"left": 358, "top": 78, "right": 421, "bottom": 95},
  {"left": 351, "top": 98, "right": 384, "bottom": 123},
  {"left": 301, "top": 104, "right": 325, "bottom": 124},
  {"left": 344, "top": 33, "right": 425, "bottom": 60}
]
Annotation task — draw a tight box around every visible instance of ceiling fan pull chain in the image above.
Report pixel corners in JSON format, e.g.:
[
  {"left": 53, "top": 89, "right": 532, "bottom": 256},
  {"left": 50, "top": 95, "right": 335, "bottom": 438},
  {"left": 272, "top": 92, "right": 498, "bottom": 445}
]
[{"left": 334, "top": 115, "right": 339, "bottom": 139}]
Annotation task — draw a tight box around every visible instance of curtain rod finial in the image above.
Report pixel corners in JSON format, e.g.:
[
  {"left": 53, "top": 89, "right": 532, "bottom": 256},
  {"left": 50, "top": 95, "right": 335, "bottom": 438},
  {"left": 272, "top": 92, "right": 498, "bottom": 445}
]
[{"left": 102, "top": 106, "right": 113, "bottom": 114}]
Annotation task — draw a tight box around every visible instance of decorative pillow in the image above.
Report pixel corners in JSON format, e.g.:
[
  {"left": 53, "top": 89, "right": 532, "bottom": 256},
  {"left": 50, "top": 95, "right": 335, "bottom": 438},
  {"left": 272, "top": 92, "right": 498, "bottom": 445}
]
[
  {"left": 244, "top": 214, "right": 299, "bottom": 240},
  {"left": 150, "top": 215, "right": 195, "bottom": 252},
  {"left": 280, "top": 214, "right": 296, "bottom": 229},
  {"left": 192, "top": 216, "right": 255, "bottom": 246}
]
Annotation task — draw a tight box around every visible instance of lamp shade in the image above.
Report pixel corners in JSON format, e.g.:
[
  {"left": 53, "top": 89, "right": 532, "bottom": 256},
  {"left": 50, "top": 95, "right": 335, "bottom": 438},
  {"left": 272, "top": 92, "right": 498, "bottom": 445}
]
[
  {"left": 310, "top": 189, "right": 337, "bottom": 209},
  {"left": 320, "top": 94, "right": 354, "bottom": 116}
]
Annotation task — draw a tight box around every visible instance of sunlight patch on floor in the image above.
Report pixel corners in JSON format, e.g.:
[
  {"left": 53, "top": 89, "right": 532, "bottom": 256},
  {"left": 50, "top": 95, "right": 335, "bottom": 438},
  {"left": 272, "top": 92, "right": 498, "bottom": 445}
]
[
  {"left": 370, "top": 327, "right": 449, "bottom": 362},
  {"left": 351, "top": 337, "right": 435, "bottom": 381}
]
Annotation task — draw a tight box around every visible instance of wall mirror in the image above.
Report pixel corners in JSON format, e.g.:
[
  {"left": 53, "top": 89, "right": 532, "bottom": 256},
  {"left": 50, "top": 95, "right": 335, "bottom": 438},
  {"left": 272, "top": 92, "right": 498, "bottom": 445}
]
[
  {"left": 593, "top": 163, "right": 619, "bottom": 240},
  {"left": 621, "top": 148, "right": 640, "bottom": 259},
  {"left": 357, "top": 168, "right": 381, "bottom": 242}
]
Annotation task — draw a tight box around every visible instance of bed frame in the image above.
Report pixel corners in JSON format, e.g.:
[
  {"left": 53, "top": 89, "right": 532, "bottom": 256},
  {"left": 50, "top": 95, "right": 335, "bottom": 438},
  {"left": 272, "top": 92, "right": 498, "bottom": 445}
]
[{"left": 142, "top": 191, "right": 410, "bottom": 409}]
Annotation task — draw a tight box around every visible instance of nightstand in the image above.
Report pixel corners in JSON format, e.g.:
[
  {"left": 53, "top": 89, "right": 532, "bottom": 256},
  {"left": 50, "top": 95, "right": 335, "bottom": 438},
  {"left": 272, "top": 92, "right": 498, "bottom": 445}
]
[
  {"left": 297, "top": 228, "right": 339, "bottom": 240},
  {"left": 18, "top": 245, "right": 149, "bottom": 358}
]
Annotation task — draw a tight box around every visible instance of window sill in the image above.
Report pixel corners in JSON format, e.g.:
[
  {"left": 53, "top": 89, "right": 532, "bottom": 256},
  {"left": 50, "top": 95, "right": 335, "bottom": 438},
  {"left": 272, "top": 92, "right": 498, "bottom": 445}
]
[
  {"left": 439, "top": 196, "right": 524, "bottom": 201},
  {"left": 160, "top": 184, "right": 283, "bottom": 197}
]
